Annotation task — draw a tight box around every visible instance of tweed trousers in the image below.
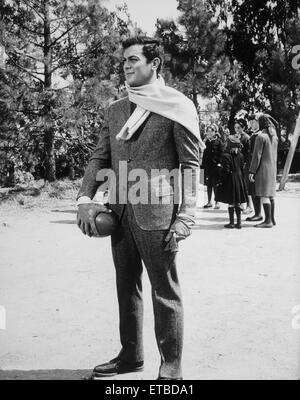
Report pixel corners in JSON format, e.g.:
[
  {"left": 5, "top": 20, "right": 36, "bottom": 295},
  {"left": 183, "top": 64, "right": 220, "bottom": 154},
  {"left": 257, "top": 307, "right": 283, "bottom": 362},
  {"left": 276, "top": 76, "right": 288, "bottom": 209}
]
[{"left": 111, "top": 204, "right": 183, "bottom": 379}]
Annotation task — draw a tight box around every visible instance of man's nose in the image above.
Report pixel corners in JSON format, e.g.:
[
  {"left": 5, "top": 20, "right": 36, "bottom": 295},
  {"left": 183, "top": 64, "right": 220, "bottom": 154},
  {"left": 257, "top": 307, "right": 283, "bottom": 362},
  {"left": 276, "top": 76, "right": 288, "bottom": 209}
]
[{"left": 123, "top": 61, "right": 130, "bottom": 71}]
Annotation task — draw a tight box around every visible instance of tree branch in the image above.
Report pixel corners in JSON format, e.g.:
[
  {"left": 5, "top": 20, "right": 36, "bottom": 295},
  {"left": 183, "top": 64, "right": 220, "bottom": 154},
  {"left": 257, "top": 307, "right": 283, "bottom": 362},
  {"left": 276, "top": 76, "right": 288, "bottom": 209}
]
[
  {"left": 3, "top": 69, "right": 40, "bottom": 91},
  {"left": 8, "top": 57, "right": 44, "bottom": 83},
  {"left": 50, "top": 21, "right": 62, "bottom": 35},
  {"left": 50, "top": 16, "right": 88, "bottom": 48},
  {"left": 13, "top": 50, "right": 44, "bottom": 64},
  {"left": 22, "top": 0, "right": 45, "bottom": 21},
  {"left": 27, "top": 39, "right": 44, "bottom": 48},
  {"left": 50, "top": 42, "right": 103, "bottom": 74},
  {"left": 7, "top": 108, "right": 42, "bottom": 114},
  {"left": 50, "top": 16, "right": 67, "bottom": 22},
  {"left": 18, "top": 23, "right": 44, "bottom": 37}
]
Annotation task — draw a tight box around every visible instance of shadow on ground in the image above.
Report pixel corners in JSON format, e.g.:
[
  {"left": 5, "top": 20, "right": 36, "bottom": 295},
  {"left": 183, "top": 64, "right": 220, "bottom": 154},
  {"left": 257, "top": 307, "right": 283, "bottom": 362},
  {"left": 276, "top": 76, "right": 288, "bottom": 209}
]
[
  {"left": 193, "top": 223, "right": 255, "bottom": 230},
  {"left": 196, "top": 208, "right": 227, "bottom": 213},
  {"left": 196, "top": 216, "right": 227, "bottom": 222},
  {"left": 0, "top": 369, "right": 91, "bottom": 380}
]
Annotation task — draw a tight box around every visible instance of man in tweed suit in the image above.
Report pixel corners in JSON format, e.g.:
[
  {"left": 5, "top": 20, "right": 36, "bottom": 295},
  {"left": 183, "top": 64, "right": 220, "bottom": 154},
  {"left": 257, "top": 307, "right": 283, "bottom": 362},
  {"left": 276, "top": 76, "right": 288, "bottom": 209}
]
[{"left": 77, "top": 37, "right": 203, "bottom": 380}]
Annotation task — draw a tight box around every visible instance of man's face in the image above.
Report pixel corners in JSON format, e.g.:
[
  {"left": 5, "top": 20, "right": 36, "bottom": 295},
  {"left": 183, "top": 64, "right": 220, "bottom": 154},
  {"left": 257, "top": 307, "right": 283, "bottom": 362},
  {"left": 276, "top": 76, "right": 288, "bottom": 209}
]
[
  {"left": 249, "top": 119, "right": 259, "bottom": 132},
  {"left": 123, "top": 45, "right": 155, "bottom": 87}
]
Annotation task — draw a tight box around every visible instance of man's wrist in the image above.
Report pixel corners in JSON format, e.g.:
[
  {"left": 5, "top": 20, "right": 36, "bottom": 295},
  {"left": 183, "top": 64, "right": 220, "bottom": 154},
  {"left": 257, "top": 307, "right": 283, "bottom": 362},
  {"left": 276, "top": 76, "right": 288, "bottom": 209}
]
[
  {"left": 176, "top": 212, "right": 195, "bottom": 228},
  {"left": 77, "top": 196, "right": 93, "bottom": 206},
  {"left": 77, "top": 196, "right": 106, "bottom": 207}
]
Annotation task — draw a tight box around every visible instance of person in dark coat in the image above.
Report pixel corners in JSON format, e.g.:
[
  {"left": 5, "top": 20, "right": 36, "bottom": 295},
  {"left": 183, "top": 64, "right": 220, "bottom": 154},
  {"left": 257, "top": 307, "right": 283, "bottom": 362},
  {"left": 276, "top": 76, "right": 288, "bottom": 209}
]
[
  {"left": 232, "top": 119, "right": 251, "bottom": 213},
  {"left": 245, "top": 115, "right": 263, "bottom": 222},
  {"left": 216, "top": 136, "right": 248, "bottom": 229},
  {"left": 201, "top": 124, "right": 223, "bottom": 209},
  {"left": 249, "top": 114, "right": 278, "bottom": 228}
]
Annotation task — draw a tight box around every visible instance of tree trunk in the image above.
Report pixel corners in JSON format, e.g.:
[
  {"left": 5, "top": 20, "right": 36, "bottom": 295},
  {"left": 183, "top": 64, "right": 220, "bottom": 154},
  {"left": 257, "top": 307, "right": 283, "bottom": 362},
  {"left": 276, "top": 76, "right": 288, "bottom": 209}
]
[
  {"left": 44, "top": 123, "right": 56, "bottom": 182},
  {"left": 228, "top": 99, "right": 241, "bottom": 132},
  {"left": 279, "top": 111, "right": 300, "bottom": 191},
  {"left": 43, "top": 0, "right": 56, "bottom": 182}
]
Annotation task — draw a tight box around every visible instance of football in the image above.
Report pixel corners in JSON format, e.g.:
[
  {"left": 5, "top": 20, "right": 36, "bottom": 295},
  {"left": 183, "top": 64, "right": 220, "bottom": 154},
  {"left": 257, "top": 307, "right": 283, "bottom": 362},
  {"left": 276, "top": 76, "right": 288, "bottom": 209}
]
[{"left": 94, "top": 211, "right": 118, "bottom": 237}]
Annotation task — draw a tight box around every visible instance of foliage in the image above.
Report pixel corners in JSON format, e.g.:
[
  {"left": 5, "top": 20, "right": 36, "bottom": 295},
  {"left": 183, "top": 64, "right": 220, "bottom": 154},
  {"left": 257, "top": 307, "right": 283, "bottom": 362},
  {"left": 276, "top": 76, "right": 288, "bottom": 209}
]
[
  {"left": 155, "top": 0, "right": 230, "bottom": 108},
  {"left": 155, "top": 0, "right": 300, "bottom": 147},
  {"left": 0, "top": 0, "right": 131, "bottom": 185},
  {"left": 1, "top": 0, "right": 300, "bottom": 186},
  {"left": 209, "top": 0, "right": 300, "bottom": 133}
]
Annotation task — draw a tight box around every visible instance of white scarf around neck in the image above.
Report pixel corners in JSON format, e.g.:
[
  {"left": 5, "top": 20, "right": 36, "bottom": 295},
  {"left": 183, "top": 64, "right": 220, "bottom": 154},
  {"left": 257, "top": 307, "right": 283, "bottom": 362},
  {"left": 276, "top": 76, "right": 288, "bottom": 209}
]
[{"left": 116, "top": 75, "right": 205, "bottom": 151}]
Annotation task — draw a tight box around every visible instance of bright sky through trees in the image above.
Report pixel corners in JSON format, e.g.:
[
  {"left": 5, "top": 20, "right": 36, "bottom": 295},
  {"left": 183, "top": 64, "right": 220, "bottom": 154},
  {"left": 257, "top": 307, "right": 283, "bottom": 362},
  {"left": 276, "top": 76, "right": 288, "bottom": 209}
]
[{"left": 106, "top": 0, "right": 180, "bottom": 34}]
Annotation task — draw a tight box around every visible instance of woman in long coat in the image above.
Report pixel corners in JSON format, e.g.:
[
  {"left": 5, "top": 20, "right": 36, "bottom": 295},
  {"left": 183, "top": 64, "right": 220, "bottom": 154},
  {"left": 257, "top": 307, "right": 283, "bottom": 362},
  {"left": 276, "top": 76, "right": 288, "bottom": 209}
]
[
  {"left": 249, "top": 114, "right": 278, "bottom": 228},
  {"left": 216, "top": 136, "right": 248, "bottom": 229},
  {"left": 233, "top": 119, "right": 251, "bottom": 213}
]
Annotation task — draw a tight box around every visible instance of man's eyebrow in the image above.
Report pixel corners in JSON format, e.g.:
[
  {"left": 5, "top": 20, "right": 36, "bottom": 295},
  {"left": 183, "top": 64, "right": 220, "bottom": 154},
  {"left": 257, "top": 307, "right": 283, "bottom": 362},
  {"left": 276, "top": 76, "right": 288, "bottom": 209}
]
[{"left": 123, "top": 55, "right": 140, "bottom": 60}]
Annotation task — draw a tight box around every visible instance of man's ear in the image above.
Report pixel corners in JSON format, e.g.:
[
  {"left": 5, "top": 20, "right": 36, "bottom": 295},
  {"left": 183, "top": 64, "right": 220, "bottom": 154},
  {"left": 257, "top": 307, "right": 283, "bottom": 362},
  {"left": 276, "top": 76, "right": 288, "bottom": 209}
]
[{"left": 152, "top": 57, "right": 161, "bottom": 71}]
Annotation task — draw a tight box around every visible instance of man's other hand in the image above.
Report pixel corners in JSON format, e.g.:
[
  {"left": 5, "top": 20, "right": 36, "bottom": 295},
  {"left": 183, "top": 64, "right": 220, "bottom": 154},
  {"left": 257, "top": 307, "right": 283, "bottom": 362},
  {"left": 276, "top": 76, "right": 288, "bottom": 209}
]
[
  {"left": 164, "top": 219, "right": 191, "bottom": 252},
  {"left": 77, "top": 203, "right": 110, "bottom": 237}
]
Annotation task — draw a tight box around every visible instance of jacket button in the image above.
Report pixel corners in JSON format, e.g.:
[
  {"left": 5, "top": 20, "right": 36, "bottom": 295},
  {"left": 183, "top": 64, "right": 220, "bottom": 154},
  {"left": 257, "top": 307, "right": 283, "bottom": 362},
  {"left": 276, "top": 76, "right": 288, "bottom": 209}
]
[{"left": 127, "top": 159, "right": 132, "bottom": 163}]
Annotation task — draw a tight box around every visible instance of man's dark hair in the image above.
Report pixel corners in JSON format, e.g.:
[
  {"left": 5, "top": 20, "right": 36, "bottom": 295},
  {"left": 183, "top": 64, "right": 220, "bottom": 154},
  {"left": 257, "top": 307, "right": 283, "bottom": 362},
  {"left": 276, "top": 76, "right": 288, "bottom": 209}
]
[{"left": 122, "top": 36, "right": 163, "bottom": 74}]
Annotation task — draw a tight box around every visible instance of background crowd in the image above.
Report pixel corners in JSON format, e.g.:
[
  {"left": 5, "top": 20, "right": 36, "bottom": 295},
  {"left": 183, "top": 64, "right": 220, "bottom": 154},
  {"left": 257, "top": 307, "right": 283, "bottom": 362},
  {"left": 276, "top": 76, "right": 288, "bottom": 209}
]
[
  {"left": 200, "top": 112, "right": 278, "bottom": 229},
  {"left": 0, "top": 0, "right": 299, "bottom": 188}
]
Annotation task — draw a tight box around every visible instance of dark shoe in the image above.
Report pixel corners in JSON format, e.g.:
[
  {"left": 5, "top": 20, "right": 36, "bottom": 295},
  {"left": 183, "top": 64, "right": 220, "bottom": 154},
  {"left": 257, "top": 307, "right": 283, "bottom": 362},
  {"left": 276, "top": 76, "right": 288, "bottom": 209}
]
[
  {"left": 92, "top": 357, "right": 144, "bottom": 378},
  {"left": 157, "top": 377, "right": 183, "bottom": 380},
  {"left": 255, "top": 203, "right": 273, "bottom": 228},
  {"left": 224, "top": 207, "right": 234, "bottom": 228},
  {"left": 224, "top": 223, "right": 235, "bottom": 229},
  {"left": 255, "top": 222, "right": 273, "bottom": 228},
  {"left": 246, "top": 215, "right": 263, "bottom": 222},
  {"left": 203, "top": 203, "right": 213, "bottom": 208}
]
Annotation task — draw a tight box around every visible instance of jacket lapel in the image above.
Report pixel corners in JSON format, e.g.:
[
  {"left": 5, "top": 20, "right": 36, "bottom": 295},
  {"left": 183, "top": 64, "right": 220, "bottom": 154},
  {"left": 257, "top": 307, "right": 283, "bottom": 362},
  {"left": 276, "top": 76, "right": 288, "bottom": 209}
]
[{"left": 121, "top": 96, "right": 131, "bottom": 124}]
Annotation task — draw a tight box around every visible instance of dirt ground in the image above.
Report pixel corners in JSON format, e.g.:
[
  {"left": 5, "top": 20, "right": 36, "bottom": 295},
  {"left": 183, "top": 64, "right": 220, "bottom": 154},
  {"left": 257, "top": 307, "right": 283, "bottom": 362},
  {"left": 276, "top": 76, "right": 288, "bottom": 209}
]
[{"left": 0, "top": 182, "right": 299, "bottom": 380}]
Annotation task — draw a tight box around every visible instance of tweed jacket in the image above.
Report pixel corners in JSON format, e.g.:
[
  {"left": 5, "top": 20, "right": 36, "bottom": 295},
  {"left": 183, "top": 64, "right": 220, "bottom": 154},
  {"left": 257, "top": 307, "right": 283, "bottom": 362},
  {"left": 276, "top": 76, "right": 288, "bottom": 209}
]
[{"left": 78, "top": 96, "right": 200, "bottom": 230}]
